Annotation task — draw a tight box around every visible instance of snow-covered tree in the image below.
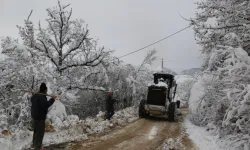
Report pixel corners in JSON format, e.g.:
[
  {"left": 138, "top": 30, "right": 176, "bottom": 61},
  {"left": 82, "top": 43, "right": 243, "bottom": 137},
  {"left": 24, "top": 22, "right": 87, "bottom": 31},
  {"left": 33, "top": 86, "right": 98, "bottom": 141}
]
[
  {"left": 0, "top": 34, "right": 60, "bottom": 130},
  {"left": 0, "top": 1, "right": 111, "bottom": 130},
  {"left": 0, "top": 1, "right": 158, "bottom": 134},
  {"left": 17, "top": 2, "right": 108, "bottom": 74},
  {"left": 134, "top": 49, "right": 157, "bottom": 79},
  {"left": 190, "top": 0, "right": 250, "bottom": 148}
]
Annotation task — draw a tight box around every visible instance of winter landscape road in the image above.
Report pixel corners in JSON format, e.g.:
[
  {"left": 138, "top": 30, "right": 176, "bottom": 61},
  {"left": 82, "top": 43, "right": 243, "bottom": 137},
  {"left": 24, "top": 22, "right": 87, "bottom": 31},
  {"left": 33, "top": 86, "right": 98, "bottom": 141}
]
[{"left": 48, "top": 108, "right": 196, "bottom": 150}]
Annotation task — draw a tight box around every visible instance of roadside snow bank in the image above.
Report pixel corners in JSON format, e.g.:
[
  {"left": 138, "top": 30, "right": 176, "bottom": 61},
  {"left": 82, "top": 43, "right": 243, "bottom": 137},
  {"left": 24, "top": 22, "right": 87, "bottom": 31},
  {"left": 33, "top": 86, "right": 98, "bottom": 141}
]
[
  {"left": 112, "top": 107, "right": 138, "bottom": 125},
  {"left": 184, "top": 117, "right": 227, "bottom": 150},
  {"left": 83, "top": 106, "right": 138, "bottom": 134},
  {"left": 0, "top": 106, "right": 138, "bottom": 150},
  {"left": 47, "top": 100, "right": 67, "bottom": 126}
]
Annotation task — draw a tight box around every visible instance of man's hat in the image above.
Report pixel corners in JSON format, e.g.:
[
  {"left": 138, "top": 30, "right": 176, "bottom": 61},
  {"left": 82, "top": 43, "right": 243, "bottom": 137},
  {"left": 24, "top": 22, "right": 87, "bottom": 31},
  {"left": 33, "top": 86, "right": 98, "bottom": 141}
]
[{"left": 40, "top": 83, "right": 47, "bottom": 93}]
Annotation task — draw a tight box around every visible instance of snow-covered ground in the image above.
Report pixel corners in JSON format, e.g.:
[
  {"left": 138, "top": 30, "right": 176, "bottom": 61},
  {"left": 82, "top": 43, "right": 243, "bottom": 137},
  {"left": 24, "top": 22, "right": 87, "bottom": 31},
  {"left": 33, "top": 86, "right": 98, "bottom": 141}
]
[
  {"left": 0, "top": 106, "right": 138, "bottom": 150},
  {"left": 186, "top": 74, "right": 250, "bottom": 150},
  {"left": 186, "top": 76, "right": 232, "bottom": 150},
  {"left": 161, "top": 138, "right": 184, "bottom": 150},
  {"left": 160, "top": 112, "right": 231, "bottom": 150},
  {"left": 185, "top": 116, "right": 250, "bottom": 150},
  {"left": 148, "top": 126, "right": 158, "bottom": 140},
  {"left": 184, "top": 117, "right": 227, "bottom": 150}
]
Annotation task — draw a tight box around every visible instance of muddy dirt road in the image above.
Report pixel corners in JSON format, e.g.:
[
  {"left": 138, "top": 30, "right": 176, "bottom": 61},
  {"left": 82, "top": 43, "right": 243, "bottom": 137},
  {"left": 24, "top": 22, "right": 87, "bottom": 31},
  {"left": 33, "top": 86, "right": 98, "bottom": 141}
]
[{"left": 48, "top": 108, "right": 196, "bottom": 150}]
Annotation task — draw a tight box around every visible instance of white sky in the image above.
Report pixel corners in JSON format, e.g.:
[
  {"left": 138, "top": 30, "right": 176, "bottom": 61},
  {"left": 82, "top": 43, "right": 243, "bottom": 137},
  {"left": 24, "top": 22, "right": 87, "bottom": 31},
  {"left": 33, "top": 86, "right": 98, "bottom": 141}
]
[{"left": 0, "top": 0, "right": 201, "bottom": 73}]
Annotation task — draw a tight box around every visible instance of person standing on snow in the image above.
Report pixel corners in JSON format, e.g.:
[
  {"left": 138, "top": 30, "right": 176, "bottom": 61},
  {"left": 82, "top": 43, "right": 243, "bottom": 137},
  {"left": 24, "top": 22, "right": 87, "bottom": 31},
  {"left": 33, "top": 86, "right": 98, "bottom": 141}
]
[
  {"left": 106, "top": 92, "right": 115, "bottom": 120},
  {"left": 31, "top": 83, "right": 56, "bottom": 150}
]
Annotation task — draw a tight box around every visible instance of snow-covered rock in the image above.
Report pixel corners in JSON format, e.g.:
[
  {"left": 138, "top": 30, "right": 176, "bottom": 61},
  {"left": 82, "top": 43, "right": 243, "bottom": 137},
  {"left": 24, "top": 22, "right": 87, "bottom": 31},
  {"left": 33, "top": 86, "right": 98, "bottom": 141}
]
[
  {"left": 47, "top": 100, "right": 67, "bottom": 127},
  {"left": 67, "top": 115, "right": 79, "bottom": 123},
  {"left": 96, "top": 111, "right": 106, "bottom": 121}
]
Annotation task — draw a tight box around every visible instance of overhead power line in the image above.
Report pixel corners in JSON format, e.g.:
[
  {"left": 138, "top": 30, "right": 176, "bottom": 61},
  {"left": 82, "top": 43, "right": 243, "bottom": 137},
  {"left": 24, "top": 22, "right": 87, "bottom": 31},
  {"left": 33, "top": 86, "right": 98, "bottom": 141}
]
[{"left": 118, "top": 25, "right": 192, "bottom": 59}]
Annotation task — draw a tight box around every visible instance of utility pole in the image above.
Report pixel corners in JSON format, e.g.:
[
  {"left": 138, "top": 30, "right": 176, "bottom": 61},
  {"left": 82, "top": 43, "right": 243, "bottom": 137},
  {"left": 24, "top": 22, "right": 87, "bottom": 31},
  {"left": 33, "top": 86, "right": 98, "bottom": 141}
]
[{"left": 161, "top": 58, "right": 164, "bottom": 73}]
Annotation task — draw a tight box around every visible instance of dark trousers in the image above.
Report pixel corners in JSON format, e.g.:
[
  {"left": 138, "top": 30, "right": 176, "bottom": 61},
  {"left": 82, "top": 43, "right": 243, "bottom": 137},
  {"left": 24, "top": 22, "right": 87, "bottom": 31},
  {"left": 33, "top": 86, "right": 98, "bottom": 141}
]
[
  {"left": 32, "top": 120, "right": 45, "bottom": 150},
  {"left": 106, "top": 107, "right": 114, "bottom": 120},
  {"left": 177, "top": 100, "right": 180, "bottom": 108}
]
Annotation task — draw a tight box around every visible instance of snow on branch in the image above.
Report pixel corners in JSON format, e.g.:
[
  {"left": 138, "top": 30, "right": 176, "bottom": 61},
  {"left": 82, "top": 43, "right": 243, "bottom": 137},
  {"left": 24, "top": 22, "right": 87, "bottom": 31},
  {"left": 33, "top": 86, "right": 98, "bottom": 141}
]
[{"left": 190, "top": 0, "right": 250, "bottom": 148}]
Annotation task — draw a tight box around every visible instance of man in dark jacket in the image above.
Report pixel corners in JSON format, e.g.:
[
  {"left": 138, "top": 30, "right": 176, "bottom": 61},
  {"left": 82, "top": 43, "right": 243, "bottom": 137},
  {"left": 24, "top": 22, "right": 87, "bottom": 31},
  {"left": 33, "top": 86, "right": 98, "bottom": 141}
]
[
  {"left": 106, "top": 92, "right": 115, "bottom": 120},
  {"left": 31, "top": 83, "right": 56, "bottom": 150}
]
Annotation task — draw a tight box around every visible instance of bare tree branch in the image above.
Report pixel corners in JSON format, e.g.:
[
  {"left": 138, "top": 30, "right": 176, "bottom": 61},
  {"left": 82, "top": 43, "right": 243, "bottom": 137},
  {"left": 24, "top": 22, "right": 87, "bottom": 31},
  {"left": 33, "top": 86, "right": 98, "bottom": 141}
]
[
  {"left": 36, "top": 39, "right": 58, "bottom": 68},
  {"left": 62, "top": 30, "right": 89, "bottom": 61},
  {"left": 60, "top": 52, "right": 104, "bottom": 71},
  {"left": 47, "top": 20, "right": 60, "bottom": 49},
  {"left": 48, "top": 39, "right": 59, "bottom": 53},
  {"left": 27, "top": 10, "right": 33, "bottom": 21},
  {"left": 70, "top": 86, "right": 106, "bottom": 92}
]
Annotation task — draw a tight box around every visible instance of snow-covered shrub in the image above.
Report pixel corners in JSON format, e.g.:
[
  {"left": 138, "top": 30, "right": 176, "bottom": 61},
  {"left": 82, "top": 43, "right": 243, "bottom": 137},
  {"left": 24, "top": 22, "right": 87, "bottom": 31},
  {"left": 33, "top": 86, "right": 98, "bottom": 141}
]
[
  {"left": 190, "top": 46, "right": 250, "bottom": 148},
  {"left": 189, "top": 74, "right": 219, "bottom": 126},
  {"left": 191, "top": 0, "right": 250, "bottom": 148}
]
